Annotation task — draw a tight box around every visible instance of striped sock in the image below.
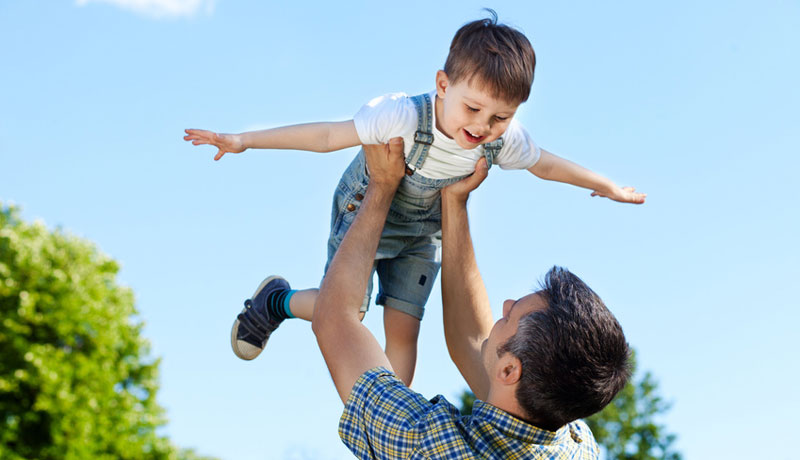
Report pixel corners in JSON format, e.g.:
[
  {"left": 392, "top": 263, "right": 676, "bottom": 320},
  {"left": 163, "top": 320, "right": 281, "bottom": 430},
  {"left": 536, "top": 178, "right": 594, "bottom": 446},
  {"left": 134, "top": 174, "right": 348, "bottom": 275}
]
[{"left": 266, "top": 289, "right": 296, "bottom": 320}]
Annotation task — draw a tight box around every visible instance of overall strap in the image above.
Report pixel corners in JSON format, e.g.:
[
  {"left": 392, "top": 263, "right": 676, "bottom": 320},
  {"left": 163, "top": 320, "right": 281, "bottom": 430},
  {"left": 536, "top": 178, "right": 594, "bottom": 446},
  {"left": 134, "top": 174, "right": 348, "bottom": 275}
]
[
  {"left": 406, "top": 93, "right": 434, "bottom": 171},
  {"left": 482, "top": 138, "right": 503, "bottom": 169}
]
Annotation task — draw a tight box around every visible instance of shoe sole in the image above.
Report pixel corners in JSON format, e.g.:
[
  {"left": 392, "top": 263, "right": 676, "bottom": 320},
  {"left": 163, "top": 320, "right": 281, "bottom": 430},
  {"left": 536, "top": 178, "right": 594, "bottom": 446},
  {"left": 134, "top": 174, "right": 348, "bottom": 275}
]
[{"left": 230, "top": 275, "right": 286, "bottom": 361}]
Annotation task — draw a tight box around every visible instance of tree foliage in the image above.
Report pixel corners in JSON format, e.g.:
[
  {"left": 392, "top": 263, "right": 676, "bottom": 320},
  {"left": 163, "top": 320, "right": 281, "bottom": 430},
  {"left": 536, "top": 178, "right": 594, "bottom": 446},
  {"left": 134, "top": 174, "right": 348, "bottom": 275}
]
[
  {"left": 0, "top": 204, "right": 215, "bottom": 460},
  {"left": 458, "top": 351, "right": 681, "bottom": 460}
]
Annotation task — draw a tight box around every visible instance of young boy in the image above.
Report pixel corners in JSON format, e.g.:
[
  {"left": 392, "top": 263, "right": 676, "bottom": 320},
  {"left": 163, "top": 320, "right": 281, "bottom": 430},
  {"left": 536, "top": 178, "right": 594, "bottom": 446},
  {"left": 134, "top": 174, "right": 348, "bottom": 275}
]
[{"left": 184, "top": 12, "right": 645, "bottom": 386}]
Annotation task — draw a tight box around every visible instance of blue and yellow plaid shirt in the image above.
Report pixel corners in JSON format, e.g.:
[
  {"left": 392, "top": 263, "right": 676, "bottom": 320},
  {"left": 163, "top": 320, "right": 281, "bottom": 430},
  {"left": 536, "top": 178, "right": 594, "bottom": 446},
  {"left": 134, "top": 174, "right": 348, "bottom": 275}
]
[{"left": 339, "top": 367, "right": 599, "bottom": 460}]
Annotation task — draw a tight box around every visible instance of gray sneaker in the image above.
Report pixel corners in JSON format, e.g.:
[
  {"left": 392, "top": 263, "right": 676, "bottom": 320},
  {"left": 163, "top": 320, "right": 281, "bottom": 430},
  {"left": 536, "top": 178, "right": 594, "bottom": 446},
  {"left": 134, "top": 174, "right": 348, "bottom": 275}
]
[{"left": 231, "top": 276, "right": 290, "bottom": 360}]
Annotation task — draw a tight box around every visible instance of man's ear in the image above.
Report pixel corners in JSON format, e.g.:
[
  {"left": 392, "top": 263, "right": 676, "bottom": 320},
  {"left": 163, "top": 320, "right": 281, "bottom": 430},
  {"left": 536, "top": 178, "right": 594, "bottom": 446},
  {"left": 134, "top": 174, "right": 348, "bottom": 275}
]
[
  {"left": 496, "top": 354, "right": 522, "bottom": 386},
  {"left": 435, "top": 70, "right": 449, "bottom": 99}
]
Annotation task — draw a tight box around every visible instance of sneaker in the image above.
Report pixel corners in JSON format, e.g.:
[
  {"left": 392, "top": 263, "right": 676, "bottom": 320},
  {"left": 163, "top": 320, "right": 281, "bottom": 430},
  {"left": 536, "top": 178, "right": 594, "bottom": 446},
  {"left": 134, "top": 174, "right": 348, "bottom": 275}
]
[{"left": 231, "top": 275, "right": 291, "bottom": 360}]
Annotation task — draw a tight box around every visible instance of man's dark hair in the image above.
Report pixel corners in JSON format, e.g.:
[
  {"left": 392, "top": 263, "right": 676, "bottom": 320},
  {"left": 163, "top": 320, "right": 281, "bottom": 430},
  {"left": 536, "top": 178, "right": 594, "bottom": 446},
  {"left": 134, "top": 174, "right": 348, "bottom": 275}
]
[
  {"left": 498, "top": 266, "right": 631, "bottom": 431},
  {"left": 444, "top": 9, "right": 536, "bottom": 104}
]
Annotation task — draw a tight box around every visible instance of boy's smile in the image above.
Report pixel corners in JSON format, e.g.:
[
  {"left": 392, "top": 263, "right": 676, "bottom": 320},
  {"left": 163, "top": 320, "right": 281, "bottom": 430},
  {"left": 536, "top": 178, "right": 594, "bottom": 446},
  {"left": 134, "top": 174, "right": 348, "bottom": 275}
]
[{"left": 434, "top": 70, "right": 519, "bottom": 150}]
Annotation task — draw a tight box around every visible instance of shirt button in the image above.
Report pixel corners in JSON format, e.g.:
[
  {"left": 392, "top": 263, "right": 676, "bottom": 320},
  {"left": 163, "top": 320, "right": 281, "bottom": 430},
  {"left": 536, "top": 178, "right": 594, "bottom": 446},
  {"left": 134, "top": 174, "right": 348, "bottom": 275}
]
[
  {"left": 346, "top": 203, "right": 356, "bottom": 212},
  {"left": 355, "top": 193, "right": 364, "bottom": 201}
]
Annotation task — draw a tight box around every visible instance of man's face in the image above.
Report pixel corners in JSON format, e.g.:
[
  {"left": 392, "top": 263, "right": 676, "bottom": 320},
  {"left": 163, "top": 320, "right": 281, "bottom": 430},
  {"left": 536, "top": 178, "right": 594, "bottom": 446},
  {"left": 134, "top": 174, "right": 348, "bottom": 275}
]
[
  {"left": 482, "top": 292, "right": 547, "bottom": 370},
  {"left": 434, "top": 70, "right": 519, "bottom": 150}
]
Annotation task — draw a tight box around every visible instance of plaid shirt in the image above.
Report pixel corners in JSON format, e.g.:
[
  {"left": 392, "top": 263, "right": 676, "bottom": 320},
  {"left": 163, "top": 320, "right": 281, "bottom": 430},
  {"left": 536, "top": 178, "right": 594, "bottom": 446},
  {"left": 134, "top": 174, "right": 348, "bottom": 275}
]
[{"left": 340, "top": 367, "right": 599, "bottom": 459}]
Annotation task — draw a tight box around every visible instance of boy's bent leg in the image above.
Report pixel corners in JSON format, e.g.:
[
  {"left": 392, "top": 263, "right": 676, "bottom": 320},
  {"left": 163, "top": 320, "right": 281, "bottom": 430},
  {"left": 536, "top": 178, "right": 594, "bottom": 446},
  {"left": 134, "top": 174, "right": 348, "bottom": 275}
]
[
  {"left": 288, "top": 288, "right": 319, "bottom": 321},
  {"left": 383, "top": 307, "right": 420, "bottom": 387}
]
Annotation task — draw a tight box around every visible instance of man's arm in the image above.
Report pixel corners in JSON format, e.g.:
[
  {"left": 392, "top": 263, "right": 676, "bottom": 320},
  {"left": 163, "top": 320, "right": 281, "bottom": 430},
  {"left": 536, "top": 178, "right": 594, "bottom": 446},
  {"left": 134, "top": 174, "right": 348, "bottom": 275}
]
[
  {"left": 440, "top": 158, "right": 495, "bottom": 400},
  {"left": 184, "top": 120, "right": 361, "bottom": 160},
  {"left": 528, "top": 148, "right": 646, "bottom": 204},
  {"left": 312, "top": 138, "right": 406, "bottom": 403}
]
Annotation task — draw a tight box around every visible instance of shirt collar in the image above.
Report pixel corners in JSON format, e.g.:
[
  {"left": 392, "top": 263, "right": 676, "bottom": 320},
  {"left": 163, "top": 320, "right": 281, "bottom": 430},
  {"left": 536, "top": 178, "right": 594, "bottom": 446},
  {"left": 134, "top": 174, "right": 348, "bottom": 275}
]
[{"left": 471, "top": 399, "right": 569, "bottom": 445}]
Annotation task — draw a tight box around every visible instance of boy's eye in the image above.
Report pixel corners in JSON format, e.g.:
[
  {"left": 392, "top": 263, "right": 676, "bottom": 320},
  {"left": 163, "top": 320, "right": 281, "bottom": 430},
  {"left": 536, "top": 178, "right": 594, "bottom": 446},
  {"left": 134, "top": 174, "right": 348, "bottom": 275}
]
[
  {"left": 494, "top": 116, "right": 508, "bottom": 121},
  {"left": 466, "top": 105, "right": 479, "bottom": 112}
]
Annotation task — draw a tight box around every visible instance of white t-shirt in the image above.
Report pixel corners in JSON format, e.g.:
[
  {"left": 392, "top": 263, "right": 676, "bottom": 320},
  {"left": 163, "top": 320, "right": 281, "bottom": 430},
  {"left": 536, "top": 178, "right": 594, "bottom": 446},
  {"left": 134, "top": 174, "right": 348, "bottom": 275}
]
[{"left": 353, "top": 91, "right": 540, "bottom": 179}]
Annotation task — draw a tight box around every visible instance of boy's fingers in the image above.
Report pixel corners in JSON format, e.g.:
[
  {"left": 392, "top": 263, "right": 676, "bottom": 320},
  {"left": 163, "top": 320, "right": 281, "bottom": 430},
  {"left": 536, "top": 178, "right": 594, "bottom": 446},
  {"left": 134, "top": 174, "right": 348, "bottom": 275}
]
[{"left": 214, "top": 149, "right": 225, "bottom": 161}]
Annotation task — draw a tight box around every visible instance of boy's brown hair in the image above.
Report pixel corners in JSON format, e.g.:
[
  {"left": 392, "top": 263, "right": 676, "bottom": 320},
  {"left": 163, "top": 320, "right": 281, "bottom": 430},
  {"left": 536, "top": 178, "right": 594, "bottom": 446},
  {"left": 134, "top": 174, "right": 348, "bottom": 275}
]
[{"left": 444, "top": 10, "right": 536, "bottom": 104}]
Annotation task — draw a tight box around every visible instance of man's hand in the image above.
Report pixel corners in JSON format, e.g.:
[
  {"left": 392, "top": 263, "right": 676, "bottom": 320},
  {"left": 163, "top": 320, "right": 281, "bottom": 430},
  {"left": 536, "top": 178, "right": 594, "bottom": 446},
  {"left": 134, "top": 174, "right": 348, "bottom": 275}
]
[
  {"left": 184, "top": 129, "right": 246, "bottom": 161},
  {"left": 363, "top": 137, "right": 406, "bottom": 189},
  {"left": 591, "top": 185, "right": 647, "bottom": 204},
  {"left": 441, "top": 157, "right": 489, "bottom": 204}
]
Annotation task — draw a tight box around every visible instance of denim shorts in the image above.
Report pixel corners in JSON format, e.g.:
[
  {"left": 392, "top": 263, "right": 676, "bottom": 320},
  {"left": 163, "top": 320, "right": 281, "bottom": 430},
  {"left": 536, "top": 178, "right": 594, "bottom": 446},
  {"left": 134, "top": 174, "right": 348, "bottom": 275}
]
[{"left": 324, "top": 150, "right": 464, "bottom": 320}]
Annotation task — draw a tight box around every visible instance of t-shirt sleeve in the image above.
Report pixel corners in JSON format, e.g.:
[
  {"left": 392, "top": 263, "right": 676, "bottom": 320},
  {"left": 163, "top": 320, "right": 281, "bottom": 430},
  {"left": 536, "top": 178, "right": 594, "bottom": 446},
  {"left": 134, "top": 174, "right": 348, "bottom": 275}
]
[
  {"left": 352, "top": 93, "right": 417, "bottom": 145},
  {"left": 339, "top": 367, "right": 432, "bottom": 459},
  {"left": 494, "top": 119, "right": 541, "bottom": 170}
]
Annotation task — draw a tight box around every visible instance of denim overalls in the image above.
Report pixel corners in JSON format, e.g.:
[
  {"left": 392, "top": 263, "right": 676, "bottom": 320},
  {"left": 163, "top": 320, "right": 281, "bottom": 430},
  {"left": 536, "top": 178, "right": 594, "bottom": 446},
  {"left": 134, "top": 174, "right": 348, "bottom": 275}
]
[{"left": 325, "top": 93, "right": 503, "bottom": 320}]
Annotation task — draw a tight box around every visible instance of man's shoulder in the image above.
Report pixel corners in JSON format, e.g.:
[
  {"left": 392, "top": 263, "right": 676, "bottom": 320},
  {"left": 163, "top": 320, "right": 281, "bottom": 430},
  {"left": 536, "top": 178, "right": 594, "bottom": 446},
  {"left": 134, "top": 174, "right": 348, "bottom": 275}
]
[
  {"left": 339, "top": 367, "right": 467, "bottom": 459},
  {"left": 566, "top": 419, "right": 600, "bottom": 458},
  {"left": 348, "top": 367, "right": 461, "bottom": 420}
]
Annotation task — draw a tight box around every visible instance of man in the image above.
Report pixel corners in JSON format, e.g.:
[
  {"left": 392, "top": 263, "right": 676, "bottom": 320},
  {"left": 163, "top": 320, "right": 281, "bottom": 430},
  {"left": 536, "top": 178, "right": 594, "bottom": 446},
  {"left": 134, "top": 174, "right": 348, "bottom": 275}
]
[{"left": 311, "top": 138, "right": 631, "bottom": 459}]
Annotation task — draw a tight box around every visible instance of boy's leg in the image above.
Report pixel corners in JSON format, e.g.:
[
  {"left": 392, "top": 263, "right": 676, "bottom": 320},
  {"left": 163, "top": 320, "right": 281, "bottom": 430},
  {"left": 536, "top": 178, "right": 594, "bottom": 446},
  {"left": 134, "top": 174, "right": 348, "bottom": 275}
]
[
  {"left": 375, "top": 237, "right": 440, "bottom": 387},
  {"left": 383, "top": 308, "right": 421, "bottom": 386},
  {"left": 289, "top": 288, "right": 368, "bottom": 321},
  {"left": 287, "top": 288, "right": 318, "bottom": 321},
  {"left": 287, "top": 288, "right": 369, "bottom": 321}
]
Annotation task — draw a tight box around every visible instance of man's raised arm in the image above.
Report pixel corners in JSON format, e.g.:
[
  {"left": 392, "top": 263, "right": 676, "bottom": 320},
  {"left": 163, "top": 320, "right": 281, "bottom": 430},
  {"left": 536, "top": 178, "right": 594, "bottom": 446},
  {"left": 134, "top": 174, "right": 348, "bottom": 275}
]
[
  {"left": 440, "top": 158, "right": 495, "bottom": 400},
  {"left": 312, "top": 138, "right": 406, "bottom": 403}
]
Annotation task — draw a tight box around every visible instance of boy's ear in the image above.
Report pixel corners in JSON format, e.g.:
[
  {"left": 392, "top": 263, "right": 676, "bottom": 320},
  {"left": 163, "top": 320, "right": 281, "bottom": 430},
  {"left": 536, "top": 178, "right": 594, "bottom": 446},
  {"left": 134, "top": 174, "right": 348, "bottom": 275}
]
[{"left": 435, "top": 70, "right": 449, "bottom": 99}]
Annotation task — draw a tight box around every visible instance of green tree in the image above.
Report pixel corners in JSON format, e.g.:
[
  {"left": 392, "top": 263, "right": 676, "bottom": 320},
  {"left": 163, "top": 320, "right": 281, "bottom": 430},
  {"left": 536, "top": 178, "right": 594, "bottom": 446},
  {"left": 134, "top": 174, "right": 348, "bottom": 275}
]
[
  {"left": 457, "top": 351, "right": 681, "bottom": 460},
  {"left": 0, "top": 205, "right": 216, "bottom": 460}
]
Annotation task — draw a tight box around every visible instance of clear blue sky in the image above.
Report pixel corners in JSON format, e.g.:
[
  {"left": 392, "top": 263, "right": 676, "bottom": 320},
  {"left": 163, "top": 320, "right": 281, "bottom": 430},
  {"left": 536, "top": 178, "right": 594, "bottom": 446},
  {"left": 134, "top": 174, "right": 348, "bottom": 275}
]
[{"left": 2, "top": 1, "right": 799, "bottom": 459}]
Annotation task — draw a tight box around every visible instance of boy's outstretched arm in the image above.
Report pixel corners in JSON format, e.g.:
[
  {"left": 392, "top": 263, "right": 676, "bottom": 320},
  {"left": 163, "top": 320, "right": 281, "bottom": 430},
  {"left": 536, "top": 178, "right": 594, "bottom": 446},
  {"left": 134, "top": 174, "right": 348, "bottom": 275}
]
[
  {"left": 184, "top": 120, "right": 361, "bottom": 161},
  {"left": 312, "top": 138, "right": 406, "bottom": 404},
  {"left": 528, "top": 149, "right": 647, "bottom": 204}
]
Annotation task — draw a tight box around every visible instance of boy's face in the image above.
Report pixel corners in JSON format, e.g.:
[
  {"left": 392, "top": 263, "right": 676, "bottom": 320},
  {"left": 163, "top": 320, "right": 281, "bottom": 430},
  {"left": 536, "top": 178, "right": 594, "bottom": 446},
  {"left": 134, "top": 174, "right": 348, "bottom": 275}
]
[{"left": 434, "top": 70, "right": 520, "bottom": 150}]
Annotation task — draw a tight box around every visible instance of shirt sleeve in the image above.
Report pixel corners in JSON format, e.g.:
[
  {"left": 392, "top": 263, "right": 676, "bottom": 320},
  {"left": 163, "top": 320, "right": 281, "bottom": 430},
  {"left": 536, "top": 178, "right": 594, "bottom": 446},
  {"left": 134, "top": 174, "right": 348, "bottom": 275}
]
[
  {"left": 494, "top": 119, "right": 541, "bottom": 170},
  {"left": 339, "top": 367, "right": 432, "bottom": 460},
  {"left": 352, "top": 93, "right": 417, "bottom": 145}
]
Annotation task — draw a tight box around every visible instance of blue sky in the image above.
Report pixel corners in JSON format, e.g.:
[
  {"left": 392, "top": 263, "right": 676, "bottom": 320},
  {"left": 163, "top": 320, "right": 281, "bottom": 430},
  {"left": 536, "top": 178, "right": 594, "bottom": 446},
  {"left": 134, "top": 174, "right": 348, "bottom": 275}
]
[{"left": 2, "top": 1, "right": 799, "bottom": 458}]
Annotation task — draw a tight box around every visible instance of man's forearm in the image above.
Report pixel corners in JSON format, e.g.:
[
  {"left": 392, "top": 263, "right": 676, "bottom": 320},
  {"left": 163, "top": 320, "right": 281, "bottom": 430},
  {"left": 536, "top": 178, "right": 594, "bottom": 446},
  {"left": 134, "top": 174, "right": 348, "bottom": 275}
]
[
  {"left": 311, "top": 140, "right": 405, "bottom": 403},
  {"left": 316, "top": 183, "right": 395, "bottom": 316},
  {"left": 441, "top": 192, "right": 493, "bottom": 398}
]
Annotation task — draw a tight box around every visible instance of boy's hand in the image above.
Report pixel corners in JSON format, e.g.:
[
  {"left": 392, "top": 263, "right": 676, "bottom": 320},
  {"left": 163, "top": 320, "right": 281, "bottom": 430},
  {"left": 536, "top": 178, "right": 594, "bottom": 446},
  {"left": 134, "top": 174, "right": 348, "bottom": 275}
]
[
  {"left": 441, "top": 157, "right": 489, "bottom": 203},
  {"left": 183, "top": 129, "right": 245, "bottom": 161},
  {"left": 591, "top": 186, "right": 647, "bottom": 204},
  {"left": 363, "top": 138, "right": 406, "bottom": 189}
]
